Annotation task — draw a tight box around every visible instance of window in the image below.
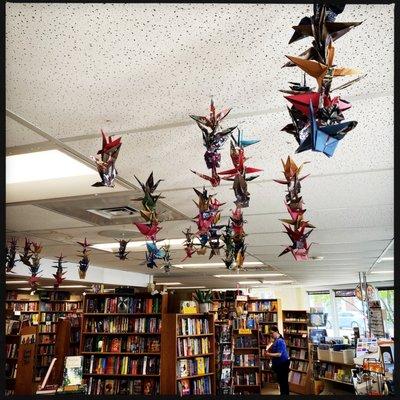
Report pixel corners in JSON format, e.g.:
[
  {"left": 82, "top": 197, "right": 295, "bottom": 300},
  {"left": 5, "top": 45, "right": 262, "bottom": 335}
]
[
  {"left": 378, "top": 288, "right": 394, "bottom": 337},
  {"left": 334, "top": 291, "right": 368, "bottom": 338},
  {"left": 307, "top": 291, "right": 334, "bottom": 336}
]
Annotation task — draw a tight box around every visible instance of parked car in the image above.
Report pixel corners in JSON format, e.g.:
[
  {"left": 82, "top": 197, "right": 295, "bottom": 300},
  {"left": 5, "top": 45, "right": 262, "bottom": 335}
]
[{"left": 326, "top": 311, "right": 366, "bottom": 329}]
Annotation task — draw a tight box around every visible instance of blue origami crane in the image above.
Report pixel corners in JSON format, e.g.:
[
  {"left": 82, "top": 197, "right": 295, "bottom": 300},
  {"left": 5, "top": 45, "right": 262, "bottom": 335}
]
[
  {"left": 232, "top": 128, "right": 260, "bottom": 148},
  {"left": 296, "top": 101, "right": 357, "bottom": 157}
]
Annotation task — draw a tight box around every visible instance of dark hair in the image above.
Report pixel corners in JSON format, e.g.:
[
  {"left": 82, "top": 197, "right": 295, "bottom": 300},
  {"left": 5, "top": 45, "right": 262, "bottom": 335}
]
[{"left": 270, "top": 325, "right": 283, "bottom": 338}]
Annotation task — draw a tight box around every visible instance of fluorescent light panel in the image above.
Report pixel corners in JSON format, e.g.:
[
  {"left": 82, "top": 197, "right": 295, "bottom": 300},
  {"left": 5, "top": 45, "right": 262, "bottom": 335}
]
[
  {"left": 156, "top": 282, "right": 181, "bottom": 285},
  {"left": 177, "top": 261, "right": 263, "bottom": 268},
  {"left": 6, "top": 280, "right": 29, "bottom": 284},
  {"left": 377, "top": 257, "right": 394, "bottom": 263},
  {"left": 261, "top": 280, "right": 294, "bottom": 284},
  {"left": 42, "top": 285, "right": 88, "bottom": 288},
  {"left": 6, "top": 150, "right": 96, "bottom": 184},
  {"left": 237, "top": 281, "right": 262, "bottom": 284},
  {"left": 166, "top": 286, "right": 206, "bottom": 289},
  {"left": 214, "top": 273, "right": 284, "bottom": 278},
  {"left": 370, "top": 270, "right": 393, "bottom": 274},
  {"left": 91, "top": 239, "right": 186, "bottom": 252}
]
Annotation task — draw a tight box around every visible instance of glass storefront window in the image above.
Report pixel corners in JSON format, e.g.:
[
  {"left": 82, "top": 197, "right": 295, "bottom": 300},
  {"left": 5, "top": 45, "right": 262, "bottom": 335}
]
[
  {"left": 378, "top": 288, "right": 394, "bottom": 337},
  {"left": 307, "top": 291, "right": 334, "bottom": 336}
]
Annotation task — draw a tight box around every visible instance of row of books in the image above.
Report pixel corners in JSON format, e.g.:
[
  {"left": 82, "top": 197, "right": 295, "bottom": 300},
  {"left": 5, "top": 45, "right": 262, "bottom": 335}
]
[
  {"left": 287, "top": 338, "right": 308, "bottom": 347},
  {"left": 284, "top": 328, "right": 308, "bottom": 334},
  {"left": 39, "top": 291, "right": 71, "bottom": 301},
  {"left": 177, "top": 337, "right": 210, "bottom": 357},
  {"left": 39, "top": 324, "right": 56, "bottom": 333},
  {"left": 40, "top": 302, "right": 80, "bottom": 312},
  {"left": 38, "top": 344, "right": 55, "bottom": 354},
  {"left": 85, "top": 355, "right": 159, "bottom": 375},
  {"left": 40, "top": 313, "right": 63, "bottom": 323},
  {"left": 177, "top": 357, "right": 209, "bottom": 377},
  {"left": 319, "top": 362, "right": 352, "bottom": 383},
  {"left": 5, "top": 362, "right": 17, "bottom": 378},
  {"left": 248, "top": 312, "right": 278, "bottom": 323},
  {"left": 179, "top": 317, "right": 210, "bottom": 336},
  {"left": 234, "top": 354, "right": 258, "bottom": 367},
  {"left": 235, "top": 337, "right": 258, "bottom": 348},
  {"left": 260, "top": 360, "right": 272, "bottom": 371},
  {"left": 84, "top": 317, "right": 161, "bottom": 333},
  {"left": 289, "top": 348, "right": 308, "bottom": 360},
  {"left": 87, "top": 377, "right": 159, "bottom": 395},
  {"left": 216, "top": 324, "right": 233, "bottom": 395},
  {"left": 6, "top": 319, "right": 21, "bottom": 335},
  {"left": 234, "top": 371, "right": 260, "bottom": 386},
  {"left": 86, "top": 296, "right": 161, "bottom": 314},
  {"left": 177, "top": 376, "right": 211, "bottom": 396},
  {"left": 283, "top": 312, "right": 307, "bottom": 322},
  {"left": 40, "top": 336, "right": 55, "bottom": 344},
  {"left": 245, "top": 301, "right": 277, "bottom": 312},
  {"left": 289, "top": 359, "right": 308, "bottom": 372},
  {"left": 9, "top": 302, "right": 38, "bottom": 311},
  {"left": 84, "top": 336, "right": 161, "bottom": 353},
  {"left": 289, "top": 370, "right": 307, "bottom": 385},
  {"left": 37, "top": 355, "right": 53, "bottom": 367},
  {"left": 6, "top": 343, "right": 18, "bottom": 358}
]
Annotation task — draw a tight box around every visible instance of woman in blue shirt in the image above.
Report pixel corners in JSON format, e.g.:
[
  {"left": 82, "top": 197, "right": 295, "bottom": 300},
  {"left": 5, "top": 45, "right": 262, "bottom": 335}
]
[{"left": 265, "top": 325, "right": 290, "bottom": 395}]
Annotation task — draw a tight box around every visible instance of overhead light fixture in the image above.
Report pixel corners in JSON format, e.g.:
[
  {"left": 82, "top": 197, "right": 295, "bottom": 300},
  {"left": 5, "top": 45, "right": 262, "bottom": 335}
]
[
  {"left": 177, "top": 261, "right": 263, "bottom": 268},
  {"left": 211, "top": 288, "right": 236, "bottom": 291},
  {"left": 166, "top": 286, "right": 206, "bottom": 289},
  {"left": 91, "top": 238, "right": 186, "bottom": 253},
  {"left": 237, "top": 281, "right": 262, "bottom": 284},
  {"left": 6, "top": 280, "right": 29, "bottom": 284},
  {"left": 42, "top": 285, "right": 88, "bottom": 289},
  {"left": 16, "top": 288, "right": 31, "bottom": 291},
  {"left": 261, "top": 280, "right": 294, "bottom": 284},
  {"left": 377, "top": 257, "right": 394, "bottom": 263},
  {"left": 6, "top": 150, "right": 96, "bottom": 184},
  {"left": 214, "top": 273, "right": 284, "bottom": 278},
  {"left": 370, "top": 270, "right": 393, "bottom": 274},
  {"left": 156, "top": 282, "right": 181, "bottom": 285}
]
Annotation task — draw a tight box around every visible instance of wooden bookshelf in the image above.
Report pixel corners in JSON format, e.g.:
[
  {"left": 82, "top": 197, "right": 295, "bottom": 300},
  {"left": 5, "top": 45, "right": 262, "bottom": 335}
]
[
  {"left": 232, "top": 327, "right": 261, "bottom": 394},
  {"left": 81, "top": 292, "right": 167, "bottom": 395},
  {"left": 5, "top": 313, "right": 22, "bottom": 396},
  {"left": 161, "top": 313, "right": 216, "bottom": 395},
  {"left": 283, "top": 310, "right": 312, "bottom": 395},
  {"left": 215, "top": 321, "right": 234, "bottom": 395}
]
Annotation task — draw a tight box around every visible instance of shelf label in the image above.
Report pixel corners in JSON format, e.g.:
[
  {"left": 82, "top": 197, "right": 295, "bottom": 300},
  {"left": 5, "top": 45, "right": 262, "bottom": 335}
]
[
  {"left": 239, "top": 328, "right": 252, "bottom": 335},
  {"left": 236, "top": 295, "right": 248, "bottom": 301},
  {"left": 14, "top": 311, "right": 21, "bottom": 316}
]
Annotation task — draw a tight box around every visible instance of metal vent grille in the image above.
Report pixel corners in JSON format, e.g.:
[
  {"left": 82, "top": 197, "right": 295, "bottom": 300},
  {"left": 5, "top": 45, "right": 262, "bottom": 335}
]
[{"left": 86, "top": 206, "right": 138, "bottom": 220}]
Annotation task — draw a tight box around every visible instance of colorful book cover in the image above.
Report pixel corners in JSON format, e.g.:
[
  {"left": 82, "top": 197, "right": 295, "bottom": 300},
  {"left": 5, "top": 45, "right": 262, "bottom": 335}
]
[
  {"left": 104, "top": 379, "right": 115, "bottom": 395},
  {"left": 181, "top": 379, "right": 191, "bottom": 395},
  {"left": 62, "top": 356, "right": 83, "bottom": 387},
  {"left": 179, "top": 360, "right": 189, "bottom": 377},
  {"left": 143, "top": 379, "right": 155, "bottom": 395},
  {"left": 133, "top": 379, "right": 142, "bottom": 395},
  {"left": 196, "top": 357, "right": 205, "bottom": 375},
  {"left": 110, "top": 338, "right": 120, "bottom": 352}
]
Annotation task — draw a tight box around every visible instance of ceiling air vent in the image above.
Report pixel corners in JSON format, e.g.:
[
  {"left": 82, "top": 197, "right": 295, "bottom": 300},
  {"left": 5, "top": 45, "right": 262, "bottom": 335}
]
[{"left": 86, "top": 206, "right": 138, "bottom": 220}]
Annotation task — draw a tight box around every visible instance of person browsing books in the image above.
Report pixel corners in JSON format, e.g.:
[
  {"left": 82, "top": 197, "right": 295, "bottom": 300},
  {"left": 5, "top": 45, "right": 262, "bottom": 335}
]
[{"left": 264, "top": 325, "right": 290, "bottom": 395}]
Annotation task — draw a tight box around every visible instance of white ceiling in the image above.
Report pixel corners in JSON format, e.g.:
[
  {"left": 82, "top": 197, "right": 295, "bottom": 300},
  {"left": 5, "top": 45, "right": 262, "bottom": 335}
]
[{"left": 5, "top": 3, "right": 394, "bottom": 289}]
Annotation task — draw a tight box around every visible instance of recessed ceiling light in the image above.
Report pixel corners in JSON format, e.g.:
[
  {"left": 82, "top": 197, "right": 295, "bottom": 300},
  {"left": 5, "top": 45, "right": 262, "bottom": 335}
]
[
  {"left": 178, "top": 261, "right": 263, "bottom": 268},
  {"left": 156, "top": 282, "right": 181, "bottom": 285},
  {"left": 41, "top": 285, "right": 88, "bottom": 289},
  {"left": 6, "top": 150, "right": 96, "bottom": 184},
  {"left": 237, "top": 281, "right": 262, "bottom": 284},
  {"left": 166, "top": 286, "right": 206, "bottom": 289},
  {"left": 91, "top": 239, "right": 186, "bottom": 253},
  {"left": 214, "top": 273, "right": 284, "bottom": 278},
  {"left": 377, "top": 257, "right": 394, "bottom": 263},
  {"left": 370, "top": 270, "right": 393, "bottom": 274}
]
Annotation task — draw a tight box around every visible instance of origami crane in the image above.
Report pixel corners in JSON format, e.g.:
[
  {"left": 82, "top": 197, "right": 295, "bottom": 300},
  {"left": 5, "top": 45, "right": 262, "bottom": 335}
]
[
  {"left": 207, "top": 226, "right": 224, "bottom": 259},
  {"left": 115, "top": 239, "right": 130, "bottom": 260},
  {"left": 181, "top": 227, "right": 197, "bottom": 262},
  {"left": 279, "top": 224, "right": 314, "bottom": 261},
  {"left": 27, "top": 241, "right": 43, "bottom": 290},
  {"left": 6, "top": 237, "right": 18, "bottom": 273},
  {"left": 52, "top": 253, "right": 67, "bottom": 288},
  {"left": 161, "top": 244, "right": 173, "bottom": 273},
  {"left": 222, "top": 223, "right": 235, "bottom": 269},
  {"left": 144, "top": 241, "right": 165, "bottom": 269},
  {"left": 19, "top": 237, "right": 33, "bottom": 267},
  {"left": 134, "top": 221, "right": 162, "bottom": 241},
  {"left": 91, "top": 130, "right": 122, "bottom": 187},
  {"left": 77, "top": 238, "right": 91, "bottom": 279},
  {"left": 190, "top": 99, "right": 236, "bottom": 187},
  {"left": 296, "top": 101, "right": 357, "bottom": 157}
]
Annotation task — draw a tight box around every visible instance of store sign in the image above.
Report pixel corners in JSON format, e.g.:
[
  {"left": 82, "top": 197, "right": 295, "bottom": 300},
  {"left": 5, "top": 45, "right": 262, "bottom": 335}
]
[
  {"left": 335, "top": 289, "right": 355, "bottom": 297},
  {"left": 238, "top": 328, "right": 252, "bottom": 335}
]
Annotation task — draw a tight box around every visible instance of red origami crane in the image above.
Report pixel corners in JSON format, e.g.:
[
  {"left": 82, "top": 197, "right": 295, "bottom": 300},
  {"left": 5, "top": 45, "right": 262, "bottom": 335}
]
[{"left": 134, "top": 221, "right": 162, "bottom": 241}]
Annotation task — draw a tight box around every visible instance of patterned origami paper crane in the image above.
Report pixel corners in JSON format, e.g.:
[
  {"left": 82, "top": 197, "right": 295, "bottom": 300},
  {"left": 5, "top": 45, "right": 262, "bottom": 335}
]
[
  {"left": 6, "top": 237, "right": 18, "bottom": 273},
  {"left": 190, "top": 99, "right": 236, "bottom": 187},
  {"left": 19, "top": 237, "right": 33, "bottom": 267},
  {"left": 115, "top": 239, "right": 130, "bottom": 260},
  {"left": 296, "top": 101, "right": 357, "bottom": 157},
  {"left": 181, "top": 227, "right": 197, "bottom": 262},
  {"left": 275, "top": 157, "right": 314, "bottom": 261},
  {"left": 52, "top": 253, "right": 67, "bottom": 288},
  {"left": 144, "top": 241, "right": 165, "bottom": 269},
  {"left": 77, "top": 238, "right": 91, "bottom": 279},
  {"left": 222, "top": 222, "right": 235, "bottom": 269},
  {"left": 91, "top": 130, "right": 122, "bottom": 187},
  {"left": 28, "top": 241, "right": 43, "bottom": 290},
  {"left": 161, "top": 244, "right": 173, "bottom": 273}
]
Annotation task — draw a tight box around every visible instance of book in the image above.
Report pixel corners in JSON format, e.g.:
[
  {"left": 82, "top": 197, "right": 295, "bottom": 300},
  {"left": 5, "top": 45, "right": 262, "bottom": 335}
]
[
  {"left": 179, "top": 359, "right": 189, "bottom": 377},
  {"left": 196, "top": 357, "right": 205, "bottom": 375},
  {"left": 117, "top": 297, "right": 129, "bottom": 314},
  {"left": 143, "top": 378, "right": 156, "bottom": 395},
  {"left": 180, "top": 379, "right": 191, "bottom": 395},
  {"left": 133, "top": 379, "right": 142, "bottom": 395},
  {"left": 62, "top": 356, "right": 83, "bottom": 387},
  {"left": 110, "top": 338, "right": 120, "bottom": 352},
  {"left": 104, "top": 379, "right": 115, "bottom": 395}
]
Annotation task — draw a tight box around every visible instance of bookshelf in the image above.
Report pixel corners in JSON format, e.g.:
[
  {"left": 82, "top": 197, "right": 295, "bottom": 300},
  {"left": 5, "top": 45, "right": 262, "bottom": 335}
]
[
  {"left": 161, "top": 313, "right": 216, "bottom": 395},
  {"left": 215, "top": 321, "right": 234, "bottom": 394},
  {"left": 232, "top": 327, "right": 261, "bottom": 394},
  {"left": 81, "top": 292, "right": 166, "bottom": 395},
  {"left": 283, "top": 310, "right": 312, "bottom": 395},
  {"left": 36, "top": 291, "right": 82, "bottom": 382},
  {"left": 5, "top": 314, "right": 22, "bottom": 396}
]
